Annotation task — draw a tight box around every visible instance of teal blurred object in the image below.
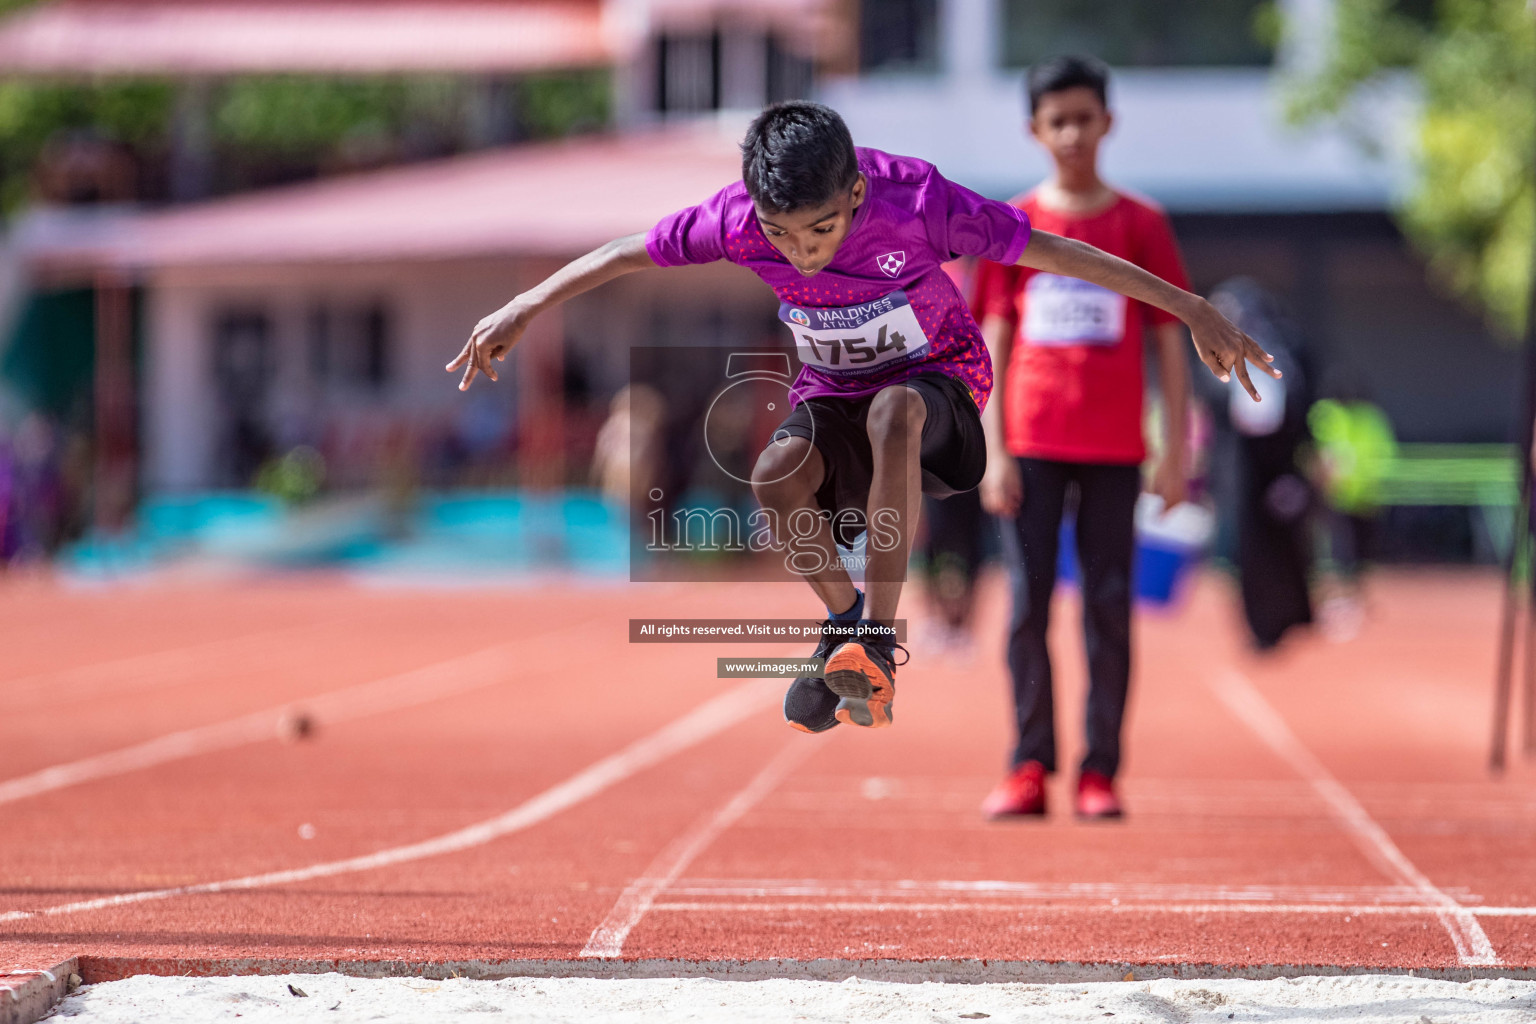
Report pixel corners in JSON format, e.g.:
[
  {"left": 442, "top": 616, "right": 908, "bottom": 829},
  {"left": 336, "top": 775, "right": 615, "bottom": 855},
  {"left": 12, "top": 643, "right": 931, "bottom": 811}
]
[
  {"left": 139, "top": 492, "right": 286, "bottom": 545},
  {"left": 62, "top": 490, "right": 629, "bottom": 579},
  {"left": 369, "top": 492, "right": 627, "bottom": 578},
  {"left": 63, "top": 492, "right": 286, "bottom": 577}
]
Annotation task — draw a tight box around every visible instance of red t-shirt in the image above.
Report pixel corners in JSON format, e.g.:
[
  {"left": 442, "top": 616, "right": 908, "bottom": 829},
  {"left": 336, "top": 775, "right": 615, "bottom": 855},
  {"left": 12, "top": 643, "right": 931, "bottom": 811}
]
[{"left": 972, "top": 190, "right": 1190, "bottom": 464}]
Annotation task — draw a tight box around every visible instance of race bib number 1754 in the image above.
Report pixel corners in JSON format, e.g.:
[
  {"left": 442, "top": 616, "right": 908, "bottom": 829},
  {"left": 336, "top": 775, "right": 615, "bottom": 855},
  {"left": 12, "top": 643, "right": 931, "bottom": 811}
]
[{"left": 779, "top": 290, "right": 931, "bottom": 376}]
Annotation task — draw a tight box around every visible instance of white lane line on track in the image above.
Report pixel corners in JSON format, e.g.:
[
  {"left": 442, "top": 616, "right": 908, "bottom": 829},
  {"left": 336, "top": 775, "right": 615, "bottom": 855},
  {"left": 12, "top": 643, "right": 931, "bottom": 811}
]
[
  {"left": 0, "top": 626, "right": 596, "bottom": 808},
  {"left": 649, "top": 901, "right": 1536, "bottom": 917},
  {"left": 0, "top": 679, "right": 778, "bottom": 925},
  {"left": 1212, "top": 670, "right": 1500, "bottom": 967},
  {"left": 581, "top": 737, "right": 819, "bottom": 958},
  {"left": 0, "top": 619, "right": 352, "bottom": 705},
  {"left": 662, "top": 879, "right": 1477, "bottom": 904},
  {"left": 1, "top": 612, "right": 621, "bottom": 804}
]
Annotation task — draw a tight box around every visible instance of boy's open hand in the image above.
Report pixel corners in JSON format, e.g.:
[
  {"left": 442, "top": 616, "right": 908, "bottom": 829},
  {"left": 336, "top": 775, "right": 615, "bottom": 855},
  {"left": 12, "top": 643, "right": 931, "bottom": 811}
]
[
  {"left": 1188, "top": 299, "right": 1280, "bottom": 402},
  {"left": 447, "top": 300, "right": 528, "bottom": 391}
]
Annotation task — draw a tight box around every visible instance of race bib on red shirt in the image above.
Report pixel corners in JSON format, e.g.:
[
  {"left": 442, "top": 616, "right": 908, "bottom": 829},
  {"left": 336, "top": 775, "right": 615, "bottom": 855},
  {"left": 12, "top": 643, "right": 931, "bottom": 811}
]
[
  {"left": 779, "top": 291, "right": 931, "bottom": 376},
  {"left": 1023, "top": 273, "right": 1127, "bottom": 347}
]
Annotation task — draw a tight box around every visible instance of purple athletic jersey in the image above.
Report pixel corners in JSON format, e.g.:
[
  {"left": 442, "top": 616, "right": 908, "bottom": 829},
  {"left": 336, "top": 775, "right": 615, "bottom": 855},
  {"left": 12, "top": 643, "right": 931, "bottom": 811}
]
[{"left": 644, "top": 147, "right": 1031, "bottom": 411}]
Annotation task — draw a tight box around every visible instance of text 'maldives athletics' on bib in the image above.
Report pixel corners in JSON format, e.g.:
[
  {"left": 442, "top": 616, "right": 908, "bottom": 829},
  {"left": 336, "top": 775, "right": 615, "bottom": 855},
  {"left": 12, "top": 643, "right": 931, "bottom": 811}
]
[
  {"left": 643, "top": 147, "right": 1032, "bottom": 413},
  {"left": 779, "top": 291, "right": 929, "bottom": 376}
]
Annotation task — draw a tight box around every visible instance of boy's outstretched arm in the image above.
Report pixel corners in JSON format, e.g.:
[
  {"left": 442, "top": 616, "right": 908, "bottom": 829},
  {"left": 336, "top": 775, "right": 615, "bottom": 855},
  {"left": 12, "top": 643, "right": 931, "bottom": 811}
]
[
  {"left": 1017, "top": 230, "right": 1280, "bottom": 402},
  {"left": 447, "top": 232, "right": 656, "bottom": 391},
  {"left": 1151, "top": 322, "right": 1191, "bottom": 509}
]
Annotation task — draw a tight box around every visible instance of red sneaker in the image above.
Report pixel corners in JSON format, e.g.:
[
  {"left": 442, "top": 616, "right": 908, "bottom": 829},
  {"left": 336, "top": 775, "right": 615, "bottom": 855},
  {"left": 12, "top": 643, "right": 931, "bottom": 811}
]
[
  {"left": 1075, "top": 770, "right": 1123, "bottom": 820},
  {"left": 981, "top": 761, "right": 1048, "bottom": 818}
]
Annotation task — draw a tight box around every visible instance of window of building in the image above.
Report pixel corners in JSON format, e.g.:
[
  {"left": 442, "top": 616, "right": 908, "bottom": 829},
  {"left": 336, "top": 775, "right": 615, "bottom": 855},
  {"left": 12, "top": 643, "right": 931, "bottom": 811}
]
[
  {"left": 309, "top": 301, "right": 391, "bottom": 393},
  {"left": 652, "top": 29, "right": 812, "bottom": 113},
  {"left": 767, "top": 36, "right": 813, "bottom": 103},
  {"left": 860, "top": 0, "right": 939, "bottom": 73},
  {"left": 656, "top": 32, "right": 720, "bottom": 113},
  {"left": 1000, "top": 0, "right": 1273, "bottom": 68},
  {"left": 212, "top": 308, "right": 272, "bottom": 405},
  {"left": 210, "top": 307, "right": 274, "bottom": 485}
]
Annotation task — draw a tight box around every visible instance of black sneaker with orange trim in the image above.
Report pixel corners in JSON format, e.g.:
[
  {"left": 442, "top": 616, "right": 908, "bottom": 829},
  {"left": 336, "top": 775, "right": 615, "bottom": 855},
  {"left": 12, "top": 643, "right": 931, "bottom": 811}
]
[
  {"left": 782, "top": 619, "right": 855, "bottom": 734},
  {"left": 823, "top": 622, "right": 906, "bottom": 729}
]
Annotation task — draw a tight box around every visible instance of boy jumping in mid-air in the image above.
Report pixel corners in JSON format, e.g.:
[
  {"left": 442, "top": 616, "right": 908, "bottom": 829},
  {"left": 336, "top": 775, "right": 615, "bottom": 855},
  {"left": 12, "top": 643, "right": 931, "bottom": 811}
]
[{"left": 447, "top": 101, "right": 1276, "bottom": 733}]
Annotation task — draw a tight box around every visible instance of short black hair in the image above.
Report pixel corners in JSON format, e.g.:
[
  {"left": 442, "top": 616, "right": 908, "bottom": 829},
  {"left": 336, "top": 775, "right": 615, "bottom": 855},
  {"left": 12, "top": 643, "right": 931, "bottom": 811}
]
[
  {"left": 740, "top": 101, "right": 860, "bottom": 213},
  {"left": 1026, "top": 54, "right": 1110, "bottom": 115}
]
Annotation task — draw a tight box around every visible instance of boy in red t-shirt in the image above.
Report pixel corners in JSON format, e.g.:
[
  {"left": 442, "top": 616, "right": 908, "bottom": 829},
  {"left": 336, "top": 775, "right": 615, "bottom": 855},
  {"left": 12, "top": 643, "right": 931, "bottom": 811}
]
[{"left": 976, "top": 55, "right": 1193, "bottom": 820}]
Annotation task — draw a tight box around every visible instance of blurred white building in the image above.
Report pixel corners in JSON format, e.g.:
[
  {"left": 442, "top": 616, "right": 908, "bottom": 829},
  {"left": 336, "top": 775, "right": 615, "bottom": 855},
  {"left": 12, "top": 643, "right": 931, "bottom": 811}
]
[{"left": 617, "top": 0, "right": 1409, "bottom": 212}]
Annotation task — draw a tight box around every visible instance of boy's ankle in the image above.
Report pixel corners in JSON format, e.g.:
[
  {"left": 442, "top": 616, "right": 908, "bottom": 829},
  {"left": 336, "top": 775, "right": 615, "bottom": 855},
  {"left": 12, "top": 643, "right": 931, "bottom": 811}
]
[{"left": 828, "top": 589, "right": 864, "bottom": 625}]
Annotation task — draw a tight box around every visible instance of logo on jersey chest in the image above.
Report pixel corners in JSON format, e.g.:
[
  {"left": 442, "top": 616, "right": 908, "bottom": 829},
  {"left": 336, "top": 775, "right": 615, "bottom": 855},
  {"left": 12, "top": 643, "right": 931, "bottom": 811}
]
[{"left": 875, "top": 251, "right": 906, "bottom": 278}]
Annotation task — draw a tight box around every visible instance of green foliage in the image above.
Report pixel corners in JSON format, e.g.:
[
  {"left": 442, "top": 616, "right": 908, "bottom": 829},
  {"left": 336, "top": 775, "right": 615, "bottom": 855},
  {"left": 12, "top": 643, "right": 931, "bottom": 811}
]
[
  {"left": 213, "top": 77, "right": 413, "bottom": 153},
  {"left": 0, "top": 79, "right": 176, "bottom": 210},
  {"left": 518, "top": 72, "right": 610, "bottom": 138},
  {"left": 0, "top": 68, "right": 611, "bottom": 214},
  {"left": 1289, "top": 0, "right": 1536, "bottom": 339}
]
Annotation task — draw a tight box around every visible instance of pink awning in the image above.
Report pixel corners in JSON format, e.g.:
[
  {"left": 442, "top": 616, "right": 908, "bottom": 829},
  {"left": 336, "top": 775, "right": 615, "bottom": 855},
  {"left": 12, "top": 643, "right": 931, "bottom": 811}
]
[
  {"left": 23, "top": 125, "right": 747, "bottom": 270},
  {"left": 0, "top": 0, "right": 611, "bottom": 75}
]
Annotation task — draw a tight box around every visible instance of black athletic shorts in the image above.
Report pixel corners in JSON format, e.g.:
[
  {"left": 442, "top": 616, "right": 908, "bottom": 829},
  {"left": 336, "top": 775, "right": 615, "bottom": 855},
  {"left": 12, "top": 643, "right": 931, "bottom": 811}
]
[{"left": 770, "top": 372, "right": 986, "bottom": 543}]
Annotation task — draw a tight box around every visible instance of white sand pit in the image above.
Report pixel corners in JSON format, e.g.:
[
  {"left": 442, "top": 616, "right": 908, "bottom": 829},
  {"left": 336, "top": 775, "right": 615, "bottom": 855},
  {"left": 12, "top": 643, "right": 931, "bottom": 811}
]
[{"left": 42, "top": 971, "right": 1536, "bottom": 1023}]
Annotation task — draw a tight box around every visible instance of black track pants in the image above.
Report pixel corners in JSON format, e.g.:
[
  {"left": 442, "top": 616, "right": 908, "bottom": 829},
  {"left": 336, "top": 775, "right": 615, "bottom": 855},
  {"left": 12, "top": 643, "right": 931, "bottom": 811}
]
[{"left": 1000, "top": 457, "right": 1140, "bottom": 778}]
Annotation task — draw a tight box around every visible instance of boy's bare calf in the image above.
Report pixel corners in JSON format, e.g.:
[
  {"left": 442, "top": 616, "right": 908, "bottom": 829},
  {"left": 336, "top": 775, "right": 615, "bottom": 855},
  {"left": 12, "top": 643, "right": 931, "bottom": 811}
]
[
  {"left": 751, "top": 436, "right": 858, "bottom": 615},
  {"left": 863, "top": 386, "right": 926, "bottom": 625}
]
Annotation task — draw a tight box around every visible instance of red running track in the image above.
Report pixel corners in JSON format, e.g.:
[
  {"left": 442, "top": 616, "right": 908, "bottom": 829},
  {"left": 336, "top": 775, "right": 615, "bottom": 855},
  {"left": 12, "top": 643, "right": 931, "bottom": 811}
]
[{"left": 2, "top": 568, "right": 1535, "bottom": 982}]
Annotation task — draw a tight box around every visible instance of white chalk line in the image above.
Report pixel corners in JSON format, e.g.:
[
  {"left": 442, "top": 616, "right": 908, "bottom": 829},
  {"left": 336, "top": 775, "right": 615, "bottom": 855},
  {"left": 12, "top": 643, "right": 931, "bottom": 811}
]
[
  {"left": 648, "top": 901, "right": 1536, "bottom": 918},
  {"left": 0, "top": 641, "right": 535, "bottom": 807},
  {"left": 644, "top": 878, "right": 1532, "bottom": 918},
  {"left": 0, "top": 617, "right": 358, "bottom": 705},
  {"left": 0, "top": 615, "right": 606, "bottom": 807},
  {"left": 1212, "top": 671, "right": 1500, "bottom": 967},
  {"left": 581, "top": 737, "right": 820, "bottom": 958},
  {"left": 662, "top": 879, "right": 1477, "bottom": 904},
  {"left": 0, "top": 679, "right": 778, "bottom": 925}
]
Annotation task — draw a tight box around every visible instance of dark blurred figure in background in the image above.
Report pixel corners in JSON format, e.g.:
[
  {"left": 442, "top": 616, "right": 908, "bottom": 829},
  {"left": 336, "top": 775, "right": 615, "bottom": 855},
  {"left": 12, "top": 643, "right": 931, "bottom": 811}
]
[
  {"left": 592, "top": 383, "right": 667, "bottom": 512},
  {"left": 919, "top": 251, "right": 997, "bottom": 664},
  {"left": 1200, "top": 278, "right": 1316, "bottom": 651},
  {"left": 0, "top": 420, "right": 13, "bottom": 561},
  {"left": 916, "top": 488, "right": 989, "bottom": 660},
  {"left": 4, "top": 412, "right": 66, "bottom": 564}
]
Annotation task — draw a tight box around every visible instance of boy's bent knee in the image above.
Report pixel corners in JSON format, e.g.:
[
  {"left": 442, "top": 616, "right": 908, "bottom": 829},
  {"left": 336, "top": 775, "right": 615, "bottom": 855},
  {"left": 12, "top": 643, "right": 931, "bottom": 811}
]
[
  {"left": 866, "top": 386, "right": 927, "bottom": 446},
  {"left": 751, "top": 436, "right": 820, "bottom": 503}
]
